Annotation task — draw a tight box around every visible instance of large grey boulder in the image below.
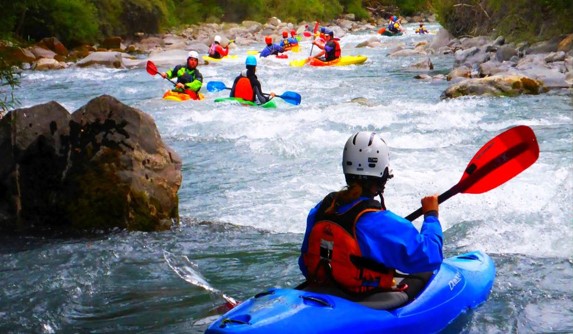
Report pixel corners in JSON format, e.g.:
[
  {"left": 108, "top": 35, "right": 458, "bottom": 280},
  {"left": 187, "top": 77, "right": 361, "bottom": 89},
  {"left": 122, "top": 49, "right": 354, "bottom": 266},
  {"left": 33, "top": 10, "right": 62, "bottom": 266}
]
[{"left": 0, "top": 95, "right": 182, "bottom": 233}]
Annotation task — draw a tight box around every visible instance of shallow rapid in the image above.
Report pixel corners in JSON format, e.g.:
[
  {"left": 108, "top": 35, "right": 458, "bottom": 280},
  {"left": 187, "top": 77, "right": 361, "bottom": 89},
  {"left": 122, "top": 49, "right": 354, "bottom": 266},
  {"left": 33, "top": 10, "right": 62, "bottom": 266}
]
[{"left": 2, "top": 23, "right": 572, "bottom": 333}]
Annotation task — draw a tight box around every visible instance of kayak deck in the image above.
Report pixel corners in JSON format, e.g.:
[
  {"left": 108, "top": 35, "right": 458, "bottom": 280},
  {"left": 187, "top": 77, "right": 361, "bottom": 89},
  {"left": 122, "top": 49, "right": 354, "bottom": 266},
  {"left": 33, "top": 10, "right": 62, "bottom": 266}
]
[
  {"left": 202, "top": 55, "right": 239, "bottom": 62},
  {"left": 206, "top": 251, "right": 495, "bottom": 333},
  {"left": 162, "top": 90, "right": 204, "bottom": 101},
  {"left": 214, "top": 97, "right": 277, "bottom": 109},
  {"left": 290, "top": 55, "right": 368, "bottom": 67}
]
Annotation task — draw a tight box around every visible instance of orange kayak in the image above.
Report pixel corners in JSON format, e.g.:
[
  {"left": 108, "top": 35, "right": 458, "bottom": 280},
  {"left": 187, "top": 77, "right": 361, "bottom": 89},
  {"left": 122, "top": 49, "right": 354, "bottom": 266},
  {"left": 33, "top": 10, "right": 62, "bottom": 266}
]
[{"left": 162, "top": 90, "right": 204, "bottom": 101}]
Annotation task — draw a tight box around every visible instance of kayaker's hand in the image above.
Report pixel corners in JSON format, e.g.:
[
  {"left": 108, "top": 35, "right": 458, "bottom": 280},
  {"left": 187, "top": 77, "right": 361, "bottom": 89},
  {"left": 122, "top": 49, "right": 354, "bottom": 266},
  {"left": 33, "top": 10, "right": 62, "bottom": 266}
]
[
  {"left": 160, "top": 72, "right": 167, "bottom": 79},
  {"left": 176, "top": 83, "right": 184, "bottom": 89},
  {"left": 421, "top": 195, "right": 438, "bottom": 217},
  {"left": 269, "top": 92, "right": 276, "bottom": 98}
]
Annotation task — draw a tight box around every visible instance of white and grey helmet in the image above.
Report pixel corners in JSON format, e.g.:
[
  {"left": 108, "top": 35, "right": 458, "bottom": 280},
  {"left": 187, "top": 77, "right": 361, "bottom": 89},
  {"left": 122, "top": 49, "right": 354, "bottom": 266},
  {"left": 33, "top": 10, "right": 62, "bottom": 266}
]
[{"left": 342, "top": 131, "right": 393, "bottom": 183}]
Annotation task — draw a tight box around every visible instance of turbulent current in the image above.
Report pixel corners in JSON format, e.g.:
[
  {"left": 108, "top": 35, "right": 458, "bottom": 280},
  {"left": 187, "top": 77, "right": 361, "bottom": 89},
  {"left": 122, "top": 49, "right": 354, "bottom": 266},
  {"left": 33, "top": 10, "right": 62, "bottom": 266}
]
[{"left": 2, "top": 23, "right": 572, "bottom": 333}]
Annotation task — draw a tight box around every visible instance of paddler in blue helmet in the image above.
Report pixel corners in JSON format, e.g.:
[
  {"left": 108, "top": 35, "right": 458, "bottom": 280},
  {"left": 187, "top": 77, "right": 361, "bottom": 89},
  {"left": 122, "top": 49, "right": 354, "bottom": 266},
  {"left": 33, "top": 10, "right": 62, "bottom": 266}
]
[
  {"left": 230, "top": 55, "right": 275, "bottom": 104},
  {"left": 299, "top": 132, "right": 443, "bottom": 304}
]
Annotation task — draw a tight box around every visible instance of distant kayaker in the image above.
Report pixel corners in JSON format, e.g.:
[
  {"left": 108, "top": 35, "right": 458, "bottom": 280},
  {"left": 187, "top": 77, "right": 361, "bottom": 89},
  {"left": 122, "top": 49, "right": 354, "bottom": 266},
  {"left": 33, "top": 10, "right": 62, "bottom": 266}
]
[
  {"left": 279, "top": 31, "right": 293, "bottom": 52},
  {"left": 387, "top": 15, "right": 403, "bottom": 34},
  {"left": 160, "top": 51, "right": 203, "bottom": 99},
  {"left": 208, "top": 35, "right": 229, "bottom": 59},
  {"left": 299, "top": 131, "right": 443, "bottom": 298},
  {"left": 259, "top": 36, "right": 284, "bottom": 58},
  {"left": 416, "top": 22, "right": 429, "bottom": 34},
  {"left": 230, "top": 55, "right": 275, "bottom": 104},
  {"left": 308, "top": 29, "right": 341, "bottom": 62},
  {"left": 290, "top": 29, "right": 301, "bottom": 42}
]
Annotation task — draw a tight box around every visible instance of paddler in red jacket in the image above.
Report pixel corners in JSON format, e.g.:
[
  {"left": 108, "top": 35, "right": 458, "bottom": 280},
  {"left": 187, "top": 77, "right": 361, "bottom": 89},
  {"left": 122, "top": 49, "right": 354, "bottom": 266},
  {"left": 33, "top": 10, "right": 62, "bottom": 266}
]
[{"left": 208, "top": 35, "right": 229, "bottom": 59}]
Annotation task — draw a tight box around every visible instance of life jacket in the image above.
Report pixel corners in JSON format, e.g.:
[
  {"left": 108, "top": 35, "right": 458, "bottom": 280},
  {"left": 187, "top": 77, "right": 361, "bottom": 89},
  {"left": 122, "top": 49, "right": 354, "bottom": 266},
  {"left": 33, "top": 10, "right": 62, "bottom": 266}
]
[
  {"left": 233, "top": 76, "right": 254, "bottom": 101},
  {"left": 167, "top": 65, "right": 201, "bottom": 94},
  {"left": 325, "top": 40, "right": 341, "bottom": 61},
  {"left": 302, "top": 193, "right": 396, "bottom": 295},
  {"left": 388, "top": 22, "right": 400, "bottom": 33},
  {"left": 209, "top": 43, "right": 223, "bottom": 58},
  {"left": 281, "top": 38, "right": 292, "bottom": 51}
]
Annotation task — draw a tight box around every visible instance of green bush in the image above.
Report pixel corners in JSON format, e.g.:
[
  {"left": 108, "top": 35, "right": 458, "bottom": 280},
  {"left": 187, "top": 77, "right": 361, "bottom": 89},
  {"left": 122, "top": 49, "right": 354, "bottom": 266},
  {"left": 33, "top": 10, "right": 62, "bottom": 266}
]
[
  {"left": 1, "top": 56, "right": 20, "bottom": 112},
  {"left": 50, "top": 0, "right": 99, "bottom": 45}
]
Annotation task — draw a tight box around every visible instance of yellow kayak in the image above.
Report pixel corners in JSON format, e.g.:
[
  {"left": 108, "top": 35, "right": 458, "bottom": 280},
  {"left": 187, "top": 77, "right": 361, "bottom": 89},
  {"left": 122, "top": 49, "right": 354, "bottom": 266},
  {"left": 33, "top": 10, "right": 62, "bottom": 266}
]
[
  {"left": 289, "top": 55, "right": 368, "bottom": 67},
  {"left": 162, "top": 90, "right": 205, "bottom": 101},
  {"left": 202, "top": 55, "right": 239, "bottom": 62}
]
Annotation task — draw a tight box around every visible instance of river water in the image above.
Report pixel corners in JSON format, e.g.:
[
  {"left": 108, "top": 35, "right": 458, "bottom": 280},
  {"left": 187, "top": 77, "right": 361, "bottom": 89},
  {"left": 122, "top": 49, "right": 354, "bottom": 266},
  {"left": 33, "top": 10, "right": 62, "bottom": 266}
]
[{"left": 2, "top": 23, "right": 572, "bottom": 333}]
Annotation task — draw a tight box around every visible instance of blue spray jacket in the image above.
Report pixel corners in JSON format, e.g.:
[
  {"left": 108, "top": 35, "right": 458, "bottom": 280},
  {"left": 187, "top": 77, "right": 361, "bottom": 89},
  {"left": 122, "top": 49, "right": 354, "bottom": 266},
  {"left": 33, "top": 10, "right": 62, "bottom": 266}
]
[
  {"left": 260, "top": 43, "right": 284, "bottom": 58},
  {"left": 299, "top": 196, "right": 443, "bottom": 277}
]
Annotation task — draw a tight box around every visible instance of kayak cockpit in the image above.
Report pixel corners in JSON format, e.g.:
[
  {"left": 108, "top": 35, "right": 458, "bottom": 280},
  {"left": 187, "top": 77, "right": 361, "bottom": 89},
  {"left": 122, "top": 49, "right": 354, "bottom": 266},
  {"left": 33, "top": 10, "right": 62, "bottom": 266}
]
[{"left": 298, "top": 271, "right": 433, "bottom": 310}]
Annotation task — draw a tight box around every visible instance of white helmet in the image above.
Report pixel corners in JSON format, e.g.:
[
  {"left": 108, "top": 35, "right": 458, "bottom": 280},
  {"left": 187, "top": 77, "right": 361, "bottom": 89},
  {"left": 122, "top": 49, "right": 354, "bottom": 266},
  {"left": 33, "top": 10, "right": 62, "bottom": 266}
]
[
  {"left": 187, "top": 51, "right": 199, "bottom": 59},
  {"left": 214, "top": 35, "right": 221, "bottom": 43},
  {"left": 342, "top": 132, "right": 392, "bottom": 182}
]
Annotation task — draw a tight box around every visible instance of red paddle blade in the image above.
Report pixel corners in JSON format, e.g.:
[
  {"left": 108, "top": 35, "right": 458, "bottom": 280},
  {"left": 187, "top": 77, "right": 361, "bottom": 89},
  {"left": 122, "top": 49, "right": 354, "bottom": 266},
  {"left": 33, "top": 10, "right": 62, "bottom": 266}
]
[
  {"left": 146, "top": 60, "right": 158, "bottom": 75},
  {"left": 313, "top": 21, "right": 320, "bottom": 34},
  {"left": 459, "top": 125, "right": 539, "bottom": 194}
]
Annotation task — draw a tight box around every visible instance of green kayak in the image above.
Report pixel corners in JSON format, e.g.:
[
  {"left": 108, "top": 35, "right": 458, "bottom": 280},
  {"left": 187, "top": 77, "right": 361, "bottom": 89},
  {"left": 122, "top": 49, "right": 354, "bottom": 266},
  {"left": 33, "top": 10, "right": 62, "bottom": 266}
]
[{"left": 214, "top": 97, "right": 277, "bottom": 109}]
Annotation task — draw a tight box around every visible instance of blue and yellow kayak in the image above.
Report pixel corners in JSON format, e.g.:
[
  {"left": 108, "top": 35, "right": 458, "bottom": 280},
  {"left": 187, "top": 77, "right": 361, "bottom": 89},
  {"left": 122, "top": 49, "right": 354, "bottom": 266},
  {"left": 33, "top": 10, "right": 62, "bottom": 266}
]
[
  {"left": 214, "top": 97, "right": 277, "bottom": 109},
  {"left": 206, "top": 251, "right": 495, "bottom": 333}
]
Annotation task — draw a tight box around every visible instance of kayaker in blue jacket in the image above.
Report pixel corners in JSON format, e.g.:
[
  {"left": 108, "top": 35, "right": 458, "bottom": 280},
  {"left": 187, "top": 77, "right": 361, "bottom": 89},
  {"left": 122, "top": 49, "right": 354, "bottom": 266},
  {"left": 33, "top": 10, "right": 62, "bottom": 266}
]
[
  {"left": 230, "top": 55, "right": 275, "bottom": 104},
  {"left": 259, "top": 36, "right": 284, "bottom": 58},
  {"left": 160, "top": 50, "right": 203, "bottom": 99},
  {"left": 299, "top": 131, "right": 443, "bottom": 298}
]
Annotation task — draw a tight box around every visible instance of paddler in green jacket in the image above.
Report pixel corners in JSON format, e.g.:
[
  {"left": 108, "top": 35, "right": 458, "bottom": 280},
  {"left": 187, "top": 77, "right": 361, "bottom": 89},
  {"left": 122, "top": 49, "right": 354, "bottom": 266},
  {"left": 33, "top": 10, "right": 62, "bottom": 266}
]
[{"left": 161, "top": 51, "right": 204, "bottom": 99}]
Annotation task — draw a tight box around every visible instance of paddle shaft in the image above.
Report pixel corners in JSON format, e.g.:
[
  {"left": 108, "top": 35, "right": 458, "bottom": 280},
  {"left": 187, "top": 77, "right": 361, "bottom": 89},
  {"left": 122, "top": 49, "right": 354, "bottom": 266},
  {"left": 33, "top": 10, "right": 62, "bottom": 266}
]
[
  {"left": 309, "top": 21, "right": 319, "bottom": 57},
  {"left": 404, "top": 141, "right": 531, "bottom": 222},
  {"left": 207, "top": 81, "right": 298, "bottom": 103}
]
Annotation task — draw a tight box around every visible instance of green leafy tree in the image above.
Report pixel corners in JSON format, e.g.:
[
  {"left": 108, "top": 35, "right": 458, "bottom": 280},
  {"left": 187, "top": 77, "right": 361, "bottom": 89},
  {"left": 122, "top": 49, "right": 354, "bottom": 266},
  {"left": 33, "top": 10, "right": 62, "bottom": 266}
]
[
  {"left": 0, "top": 57, "right": 20, "bottom": 113},
  {"left": 340, "top": 0, "right": 370, "bottom": 20}
]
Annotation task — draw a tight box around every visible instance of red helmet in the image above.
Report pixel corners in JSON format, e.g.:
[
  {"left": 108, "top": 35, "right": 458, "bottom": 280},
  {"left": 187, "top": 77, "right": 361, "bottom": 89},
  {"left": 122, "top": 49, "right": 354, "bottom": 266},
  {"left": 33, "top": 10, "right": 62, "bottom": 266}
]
[
  {"left": 282, "top": 31, "right": 288, "bottom": 38},
  {"left": 290, "top": 30, "right": 296, "bottom": 36},
  {"left": 265, "top": 36, "right": 272, "bottom": 45}
]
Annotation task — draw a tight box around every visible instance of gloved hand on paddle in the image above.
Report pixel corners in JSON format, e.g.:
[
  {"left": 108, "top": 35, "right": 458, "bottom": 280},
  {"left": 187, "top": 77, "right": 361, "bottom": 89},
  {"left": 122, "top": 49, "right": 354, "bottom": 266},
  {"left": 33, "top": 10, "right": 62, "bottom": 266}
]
[
  {"left": 421, "top": 195, "right": 438, "bottom": 218},
  {"left": 176, "top": 83, "right": 185, "bottom": 89}
]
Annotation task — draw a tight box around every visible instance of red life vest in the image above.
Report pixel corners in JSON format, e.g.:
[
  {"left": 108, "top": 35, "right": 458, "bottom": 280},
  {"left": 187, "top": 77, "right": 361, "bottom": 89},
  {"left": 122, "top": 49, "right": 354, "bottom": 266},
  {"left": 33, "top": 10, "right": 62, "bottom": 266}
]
[
  {"left": 302, "top": 193, "right": 396, "bottom": 294},
  {"left": 324, "top": 40, "right": 341, "bottom": 61},
  {"left": 233, "top": 77, "right": 254, "bottom": 101}
]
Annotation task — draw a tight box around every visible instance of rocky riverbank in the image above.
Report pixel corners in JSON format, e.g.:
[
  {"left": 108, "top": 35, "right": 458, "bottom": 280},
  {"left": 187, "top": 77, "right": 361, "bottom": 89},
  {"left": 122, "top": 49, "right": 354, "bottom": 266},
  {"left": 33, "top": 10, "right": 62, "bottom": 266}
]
[{"left": 2, "top": 14, "right": 571, "bottom": 99}]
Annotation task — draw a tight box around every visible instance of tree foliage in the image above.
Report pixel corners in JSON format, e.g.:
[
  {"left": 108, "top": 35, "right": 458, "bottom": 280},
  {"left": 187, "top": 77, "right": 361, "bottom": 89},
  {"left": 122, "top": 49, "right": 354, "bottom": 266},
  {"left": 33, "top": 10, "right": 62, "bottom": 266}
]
[
  {"left": 430, "top": 0, "right": 573, "bottom": 41},
  {"left": 0, "top": 55, "right": 20, "bottom": 112}
]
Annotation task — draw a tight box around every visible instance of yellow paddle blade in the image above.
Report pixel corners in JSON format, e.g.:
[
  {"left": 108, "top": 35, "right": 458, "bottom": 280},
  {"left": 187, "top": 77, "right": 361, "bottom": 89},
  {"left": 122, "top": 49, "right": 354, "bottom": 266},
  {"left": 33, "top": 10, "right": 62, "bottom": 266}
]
[{"left": 289, "top": 58, "right": 308, "bottom": 67}]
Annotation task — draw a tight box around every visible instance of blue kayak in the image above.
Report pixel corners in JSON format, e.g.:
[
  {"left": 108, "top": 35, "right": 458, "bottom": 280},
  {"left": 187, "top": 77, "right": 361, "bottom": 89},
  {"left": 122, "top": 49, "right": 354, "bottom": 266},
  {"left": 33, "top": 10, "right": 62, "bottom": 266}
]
[{"left": 205, "top": 251, "right": 495, "bottom": 333}]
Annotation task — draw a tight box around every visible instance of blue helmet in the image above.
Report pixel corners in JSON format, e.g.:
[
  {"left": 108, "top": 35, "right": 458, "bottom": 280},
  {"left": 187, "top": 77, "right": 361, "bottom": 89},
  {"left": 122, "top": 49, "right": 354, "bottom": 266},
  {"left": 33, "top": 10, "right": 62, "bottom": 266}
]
[
  {"left": 391, "top": 15, "right": 398, "bottom": 22},
  {"left": 246, "top": 55, "right": 257, "bottom": 66}
]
